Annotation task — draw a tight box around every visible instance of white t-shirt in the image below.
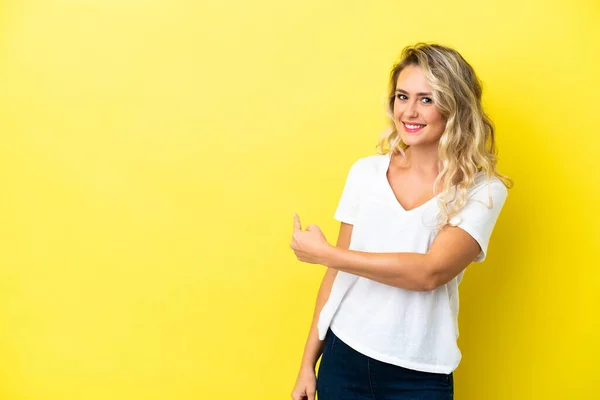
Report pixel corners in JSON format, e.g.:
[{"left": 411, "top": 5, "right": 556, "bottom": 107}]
[{"left": 317, "top": 153, "right": 508, "bottom": 374}]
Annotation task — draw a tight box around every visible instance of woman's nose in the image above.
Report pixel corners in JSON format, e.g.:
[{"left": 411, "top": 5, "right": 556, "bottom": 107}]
[{"left": 404, "top": 101, "right": 418, "bottom": 118}]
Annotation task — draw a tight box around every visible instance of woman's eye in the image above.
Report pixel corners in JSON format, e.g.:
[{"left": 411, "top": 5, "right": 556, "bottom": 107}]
[
  {"left": 421, "top": 97, "right": 433, "bottom": 104},
  {"left": 396, "top": 94, "right": 408, "bottom": 100}
]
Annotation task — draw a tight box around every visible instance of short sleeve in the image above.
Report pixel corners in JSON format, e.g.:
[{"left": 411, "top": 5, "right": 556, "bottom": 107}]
[
  {"left": 333, "top": 158, "right": 369, "bottom": 225},
  {"left": 449, "top": 177, "right": 508, "bottom": 263}
]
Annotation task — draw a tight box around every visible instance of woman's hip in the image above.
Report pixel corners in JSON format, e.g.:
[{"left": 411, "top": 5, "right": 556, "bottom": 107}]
[{"left": 317, "top": 329, "right": 453, "bottom": 400}]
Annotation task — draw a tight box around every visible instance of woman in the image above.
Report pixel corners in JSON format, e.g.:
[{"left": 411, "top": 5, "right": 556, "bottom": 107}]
[{"left": 290, "top": 43, "right": 513, "bottom": 400}]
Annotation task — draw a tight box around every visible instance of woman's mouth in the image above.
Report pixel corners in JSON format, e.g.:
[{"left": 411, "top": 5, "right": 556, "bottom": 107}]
[{"left": 403, "top": 122, "right": 426, "bottom": 133}]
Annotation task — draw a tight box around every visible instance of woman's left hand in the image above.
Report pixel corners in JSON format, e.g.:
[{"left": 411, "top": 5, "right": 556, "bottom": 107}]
[{"left": 290, "top": 213, "right": 333, "bottom": 265}]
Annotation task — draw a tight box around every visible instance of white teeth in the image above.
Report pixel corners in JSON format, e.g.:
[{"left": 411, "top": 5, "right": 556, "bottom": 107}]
[{"left": 405, "top": 123, "right": 425, "bottom": 129}]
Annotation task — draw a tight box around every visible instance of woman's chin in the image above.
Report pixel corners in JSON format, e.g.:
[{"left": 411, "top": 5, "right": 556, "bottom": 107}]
[{"left": 400, "top": 133, "right": 422, "bottom": 145}]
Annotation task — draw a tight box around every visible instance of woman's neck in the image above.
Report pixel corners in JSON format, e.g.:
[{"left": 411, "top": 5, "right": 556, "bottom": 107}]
[{"left": 394, "top": 146, "right": 440, "bottom": 177}]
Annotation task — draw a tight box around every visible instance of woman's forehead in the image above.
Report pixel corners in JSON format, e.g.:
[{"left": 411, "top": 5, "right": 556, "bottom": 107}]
[{"left": 395, "top": 66, "right": 431, "bottom": 93}]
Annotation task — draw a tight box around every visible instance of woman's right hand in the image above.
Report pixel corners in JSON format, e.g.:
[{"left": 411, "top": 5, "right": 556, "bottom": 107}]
[{"left": 291, "top": 367, "right": 317, "bottom": 400}]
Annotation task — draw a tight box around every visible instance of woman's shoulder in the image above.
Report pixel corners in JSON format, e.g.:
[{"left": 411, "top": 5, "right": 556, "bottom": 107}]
[
  {"left": 349, "top": 153, "right": 388, "bottom": 172},
  {"left": 468, "top": 171, "right": 509, "bottom": 198}
]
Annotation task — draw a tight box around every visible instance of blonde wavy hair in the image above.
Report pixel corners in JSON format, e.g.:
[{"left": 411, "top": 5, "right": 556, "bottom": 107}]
[{"left": 377, "top": 43, "right": 514, "bottom": 230}]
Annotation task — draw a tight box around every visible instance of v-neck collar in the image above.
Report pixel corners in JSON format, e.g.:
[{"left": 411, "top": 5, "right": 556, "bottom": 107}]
[{"left": 381, "top": 153, "right": 440, "bottom": 213}]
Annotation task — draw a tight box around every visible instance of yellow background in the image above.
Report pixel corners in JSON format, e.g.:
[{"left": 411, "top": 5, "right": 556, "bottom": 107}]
[{"left": 1, "top": 0, "right": 598, "bottom": 399}]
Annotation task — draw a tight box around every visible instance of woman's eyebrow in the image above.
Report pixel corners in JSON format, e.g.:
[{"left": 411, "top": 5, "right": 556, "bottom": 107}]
[{"left": 395, "top": 88, "right": 432, "bottom": 96}]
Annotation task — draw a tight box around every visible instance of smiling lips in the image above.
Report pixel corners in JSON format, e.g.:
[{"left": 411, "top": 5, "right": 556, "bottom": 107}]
[{"left": 403, "top": 122, "right": 426, "bottom": 133}]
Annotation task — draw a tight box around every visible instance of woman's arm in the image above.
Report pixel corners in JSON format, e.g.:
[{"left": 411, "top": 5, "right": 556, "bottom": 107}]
[
  {"left": 291, "top": 215, "right": 481, "bottom": 291},
  {"left": 297, "top": 222, "right": 352, "bottom": 372},
  {"left": 322, "top": 225, "right": 481, "bottom": 291}
]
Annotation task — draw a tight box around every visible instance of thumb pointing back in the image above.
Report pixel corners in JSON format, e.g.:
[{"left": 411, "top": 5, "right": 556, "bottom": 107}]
[{"left": 293, "top": 213, "right": 302, "bottom": 233}]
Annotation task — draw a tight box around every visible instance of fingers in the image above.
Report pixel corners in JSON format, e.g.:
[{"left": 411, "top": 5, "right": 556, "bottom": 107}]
[
  {"left": 291, "top": 390, "right": 313, "bottom": 400},
  {"left": 290, "top": 391, "right": 304, "bottom": 400},
  {"left": 306, "top": 224, "right": 319, "bottom": 232},
  {"left": 293, "top": 213, "right": 302, "bottom": 233}
]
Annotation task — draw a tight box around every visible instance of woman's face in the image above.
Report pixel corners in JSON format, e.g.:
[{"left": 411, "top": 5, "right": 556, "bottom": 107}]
[{"left": 393, "top": 65, "right": 446, "bottom": 147}]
